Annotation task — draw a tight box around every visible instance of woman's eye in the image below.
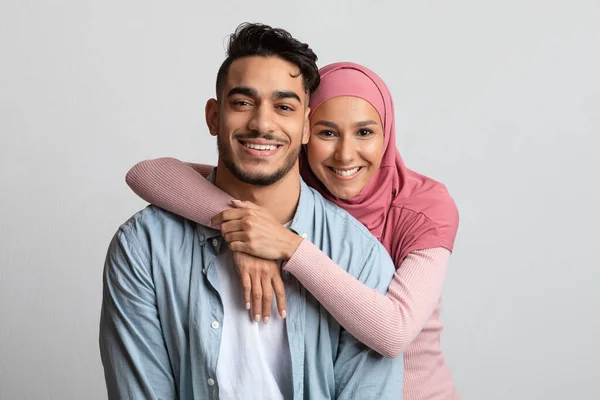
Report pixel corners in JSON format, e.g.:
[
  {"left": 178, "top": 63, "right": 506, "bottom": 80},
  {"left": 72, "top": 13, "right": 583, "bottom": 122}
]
[
  {"left": 319, "top": 130, "right": 336, "bottom": 137},
  {"left": 357, "top": 129, "right": 374, "bottom": 137}
]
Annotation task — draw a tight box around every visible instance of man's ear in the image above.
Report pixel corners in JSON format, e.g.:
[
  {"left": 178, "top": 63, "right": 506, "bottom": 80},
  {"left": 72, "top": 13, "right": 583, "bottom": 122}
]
[
  {"left": 205, "top": 98, "right": 219, "bottom": 136},
  {"left": 302, "top": 107, "right": 311, "bottom": 145}
]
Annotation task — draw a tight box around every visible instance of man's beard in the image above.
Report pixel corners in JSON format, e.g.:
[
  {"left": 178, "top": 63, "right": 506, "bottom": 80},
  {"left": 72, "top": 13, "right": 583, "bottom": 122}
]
[{"left": 217, "top": 132, "right": 301, "bottom": 187}]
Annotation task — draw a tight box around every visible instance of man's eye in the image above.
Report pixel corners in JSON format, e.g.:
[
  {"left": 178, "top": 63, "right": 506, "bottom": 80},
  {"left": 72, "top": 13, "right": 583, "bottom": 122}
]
[
  {"left": 233, "top": 101, "right": 250, "bottom": 106},
  {"left": 278, "top": 105, "right": 293, "bottom": 111}
]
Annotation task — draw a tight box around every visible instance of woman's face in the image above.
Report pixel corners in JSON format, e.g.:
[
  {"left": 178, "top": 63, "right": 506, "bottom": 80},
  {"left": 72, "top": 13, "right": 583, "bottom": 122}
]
[{"left": 307, "top": 96, "right": 385, "bottom": 200}]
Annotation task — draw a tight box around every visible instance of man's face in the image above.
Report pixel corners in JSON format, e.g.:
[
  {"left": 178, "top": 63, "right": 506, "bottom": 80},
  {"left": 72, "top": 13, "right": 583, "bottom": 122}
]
[{"left": 207, "top": 56, "right": 310, "bottom": 186}]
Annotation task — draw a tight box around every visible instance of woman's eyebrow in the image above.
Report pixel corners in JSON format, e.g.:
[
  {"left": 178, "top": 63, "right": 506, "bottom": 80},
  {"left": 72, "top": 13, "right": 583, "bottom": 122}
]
[
  {"left": 313, "top": 120, "right": 339, "bottom": 129},
  {"left": 354, "top": 120, "right": 379, "bottom": 128}
]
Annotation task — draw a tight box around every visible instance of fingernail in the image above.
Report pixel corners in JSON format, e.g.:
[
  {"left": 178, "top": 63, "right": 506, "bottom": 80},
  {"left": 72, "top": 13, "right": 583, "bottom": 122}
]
[
  {"left": 281, "top": 310, "right": 287, "bottom": 319},
  {"left": 254, "top": 314, "right": 260, "bottom": 323},
  {"left": 263, "top": 316, "right": 269, "bottom": 324},
  {"left": 232, "top": 199, "right": 241, "bottom": 203},
  {"left": 245, "top": 302, "right": 251, "bottom": 310}
]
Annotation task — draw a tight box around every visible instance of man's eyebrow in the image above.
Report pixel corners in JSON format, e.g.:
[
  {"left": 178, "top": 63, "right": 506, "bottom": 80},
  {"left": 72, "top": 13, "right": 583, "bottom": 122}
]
[
  {"left": 273, "top": 90, "right": 301, "bottom": 103},
  {"left": 354, "top": 120, "right": 379, "bottom": 128},
  {"left": 227, "top": 86, "right": 258, "bottom": 98},
  {"left": 313, "top": 120, "right": 339, "bottom": 129}
]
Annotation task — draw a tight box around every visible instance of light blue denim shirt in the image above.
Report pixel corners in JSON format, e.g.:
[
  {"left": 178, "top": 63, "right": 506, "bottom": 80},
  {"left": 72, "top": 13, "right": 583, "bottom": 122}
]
[{"left": 100, "top": 179, "right": 404, "bottom": 399}]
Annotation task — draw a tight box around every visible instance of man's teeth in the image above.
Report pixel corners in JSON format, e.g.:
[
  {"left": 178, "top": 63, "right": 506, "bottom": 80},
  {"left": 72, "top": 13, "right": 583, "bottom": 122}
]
[
  {"left": 242, "top": 142, "right": 278, "bottom": 151},
  {"left": 332, "top": 167, "right": 360, "bottom": 177}
]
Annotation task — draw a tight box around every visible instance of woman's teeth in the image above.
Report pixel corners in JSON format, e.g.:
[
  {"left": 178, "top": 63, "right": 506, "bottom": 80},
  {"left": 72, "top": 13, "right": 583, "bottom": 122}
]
[
  {"left": 331, "top": 167, "right": 361, "bottom": 177},
  {"left": 242, "top": 142, "right": 278, "bottom": 151}
]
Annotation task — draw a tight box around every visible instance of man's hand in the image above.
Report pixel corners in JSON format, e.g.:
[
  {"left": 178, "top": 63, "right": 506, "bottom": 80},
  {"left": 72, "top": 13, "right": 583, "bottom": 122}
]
[
  {"left": 211, "top": 200, "right": 304, "bottom": 261},
  {"left": 233, "top": 251, "right": 286, "bottom": 324}
]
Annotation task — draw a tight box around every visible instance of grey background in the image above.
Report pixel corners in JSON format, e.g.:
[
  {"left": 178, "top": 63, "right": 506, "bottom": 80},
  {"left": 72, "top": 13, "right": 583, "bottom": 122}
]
[{"left": 1, "top": 1, "right": 599, "bottom": 399}]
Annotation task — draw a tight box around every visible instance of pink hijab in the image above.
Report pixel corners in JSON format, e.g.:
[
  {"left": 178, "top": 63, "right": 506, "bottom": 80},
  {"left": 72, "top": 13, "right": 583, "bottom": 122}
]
[{"left": 301, "top": 62, "right": 458, "bottom": 262}]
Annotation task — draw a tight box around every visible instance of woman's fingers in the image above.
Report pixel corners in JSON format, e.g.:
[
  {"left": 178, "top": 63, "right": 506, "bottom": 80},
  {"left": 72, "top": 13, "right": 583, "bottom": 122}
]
[
  {"left": 223, "top": 231, "right": 248, "bottom": 244},
  {"left": 240, "top": 272, "right": 252, "bottom": 312},
  {"left": 272, "top": 275, "right": 287, "bottom": 319},
  {"left": 233, "top": 252, "right": 286, "bottom": 323},
  {"left": 228, "top": 240, "right": 250, "bottom": 255},
  {"left": 210, "top": 208, "right": 248, "bottom": 226},
  {"left": 220, "top": 219, "right": 244, "bottom": 235},
  {"left": 250, "top": 272, "right": 263, "bottom": 323},
  {"left": 260, "top": 275, "right": 273, "bottom": 324},
  {"left": 231, "top": 199, "right": 261, "bottom": 209}
]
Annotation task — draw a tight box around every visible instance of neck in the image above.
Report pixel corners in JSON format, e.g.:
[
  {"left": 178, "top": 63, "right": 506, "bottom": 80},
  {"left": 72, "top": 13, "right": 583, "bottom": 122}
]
[{"left": 214, "top": 162, "right": 302, "bottom": 224}]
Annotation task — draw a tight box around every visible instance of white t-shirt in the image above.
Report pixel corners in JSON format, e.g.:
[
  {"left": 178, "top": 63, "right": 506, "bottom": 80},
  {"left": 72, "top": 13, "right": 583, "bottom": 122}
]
[{"left": 214, "top": 245, "right": 293, "bottom": 400}]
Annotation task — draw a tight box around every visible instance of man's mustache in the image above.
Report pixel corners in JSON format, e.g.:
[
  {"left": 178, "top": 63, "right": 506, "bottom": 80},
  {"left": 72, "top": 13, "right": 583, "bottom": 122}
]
[{"left": 233, "top": 132, "right": 288, "bottom": 144}]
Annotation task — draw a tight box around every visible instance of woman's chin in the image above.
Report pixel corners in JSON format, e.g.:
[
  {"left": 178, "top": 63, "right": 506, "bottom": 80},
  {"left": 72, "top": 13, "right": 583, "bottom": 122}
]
[{"left": 326, "top": 185, "right": 361, "bottom": 200}]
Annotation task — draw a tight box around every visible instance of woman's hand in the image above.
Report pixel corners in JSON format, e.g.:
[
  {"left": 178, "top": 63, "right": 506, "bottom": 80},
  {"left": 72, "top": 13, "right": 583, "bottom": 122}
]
[
  {"left": 232, "top": 251, "right": 286, "bottom": 324},
  {"left": 211, "top": 200, "right": 304, "bottom": 261}
]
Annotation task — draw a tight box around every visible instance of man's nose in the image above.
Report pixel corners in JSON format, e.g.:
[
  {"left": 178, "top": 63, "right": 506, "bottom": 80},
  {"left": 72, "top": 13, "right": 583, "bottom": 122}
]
[{"left": 248, "top": 104, "right": 275, "bottom": 134}]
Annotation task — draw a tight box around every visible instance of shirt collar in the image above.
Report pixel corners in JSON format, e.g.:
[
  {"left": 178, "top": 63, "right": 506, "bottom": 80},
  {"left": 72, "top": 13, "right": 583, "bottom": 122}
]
[
  {"left": 288, "top": 179, "right": 315, "bottom": 240},
  {"left": 195, "top": 168, "right": 222, "bottom": 248}
]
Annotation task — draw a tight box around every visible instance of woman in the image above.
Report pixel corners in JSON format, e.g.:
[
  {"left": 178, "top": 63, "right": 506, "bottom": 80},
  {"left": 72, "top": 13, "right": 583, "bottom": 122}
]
[{"left": 125, "top": 62, "right": 460, "bottom": 399}]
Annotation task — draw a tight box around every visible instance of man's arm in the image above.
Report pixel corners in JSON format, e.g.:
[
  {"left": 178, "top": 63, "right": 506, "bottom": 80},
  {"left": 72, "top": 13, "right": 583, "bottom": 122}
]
[
  {"left": 334, "top": 243, "right": 404, "bottom": 399},
  {"left": 99, "top": 228, "right": 177, "bottom": 400}
]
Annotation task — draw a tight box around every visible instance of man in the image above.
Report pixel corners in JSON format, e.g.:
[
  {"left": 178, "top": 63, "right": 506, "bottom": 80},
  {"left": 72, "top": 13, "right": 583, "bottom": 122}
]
[{"left": 100, "top": 23, "right": 403, "bottom": 399}]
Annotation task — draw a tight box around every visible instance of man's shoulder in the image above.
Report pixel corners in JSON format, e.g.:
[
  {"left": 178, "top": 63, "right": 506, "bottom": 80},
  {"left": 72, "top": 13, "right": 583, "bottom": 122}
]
[
  {"left": 120, "top": 204, "right": 189, "bottom": 231},
  {"left": 303, "top": 185, "right": 379, "bottom": 246},
  {"left": 115, "top": 205, "right": 198, "bottom": 253},
  {"left": 300, "top": 185, "right": 395, "bottom": 289}
]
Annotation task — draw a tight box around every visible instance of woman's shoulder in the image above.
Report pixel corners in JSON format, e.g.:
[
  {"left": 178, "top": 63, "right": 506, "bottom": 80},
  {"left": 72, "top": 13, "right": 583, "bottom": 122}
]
[
  {"left": 393, "top": 169, "right": 458, "bottom": 228},
  {"left": 386, "top": 172, "right": 459, "bottom": 261}
]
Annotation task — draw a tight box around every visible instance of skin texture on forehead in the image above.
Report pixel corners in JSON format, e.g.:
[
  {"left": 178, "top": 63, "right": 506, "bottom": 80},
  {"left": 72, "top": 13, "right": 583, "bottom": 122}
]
[{"left": 223, "top": 56, "right": 308, "bottom": 107}]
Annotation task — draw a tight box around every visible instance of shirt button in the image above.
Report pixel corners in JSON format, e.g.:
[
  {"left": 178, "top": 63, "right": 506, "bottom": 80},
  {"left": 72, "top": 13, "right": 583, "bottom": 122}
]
[
  {"left": 211, "top": 321, "right": 219, "bottom": 329},
  {"left": 212, "top": 238, "right": 219, "bottom": 247},
  {"left": 199, "top": 234, "right": 205, "bottom": 241},
  {"left": 301, "top": 233, "right": 308, "bottom": 239},
  {"left": 207, "top": 378, "right": 215, "bottom": 386},
  {"left": 202, "top": 268, "right": 207, "bottom": 275}
]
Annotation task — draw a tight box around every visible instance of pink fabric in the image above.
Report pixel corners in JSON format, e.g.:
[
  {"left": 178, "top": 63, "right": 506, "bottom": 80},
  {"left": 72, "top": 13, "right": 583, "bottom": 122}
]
[
  {"left": 126, "top": 157, "right": 460, "bottom": 399},
  {"left": 124, "top": 63, "right": 461, "bottom": 399},
  {"left": 302, "top": 63, "right": 460, "bottom": 399},
  {"left": 284, "top": 241, "right": 449, "bottom": 357},
  {"left": 285, "top": 243, "right": 459, "bottom": 400},
  {"left": 126, "top": 159, "right": 231, "bottom": 226},
  {"left": 302, "top": 62, "right": 458, "bottom": 261}
]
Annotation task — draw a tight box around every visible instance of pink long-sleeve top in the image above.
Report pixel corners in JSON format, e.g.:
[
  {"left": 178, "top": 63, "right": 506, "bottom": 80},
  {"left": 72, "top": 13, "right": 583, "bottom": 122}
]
[{"left": 125, "top": 158, "right": 460, "bottom": 400}]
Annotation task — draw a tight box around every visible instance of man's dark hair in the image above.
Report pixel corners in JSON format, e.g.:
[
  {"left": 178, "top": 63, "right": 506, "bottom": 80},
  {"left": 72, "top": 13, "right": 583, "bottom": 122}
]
[{"left": 215, "top": 23, "right": 320, "bottom": 99}]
